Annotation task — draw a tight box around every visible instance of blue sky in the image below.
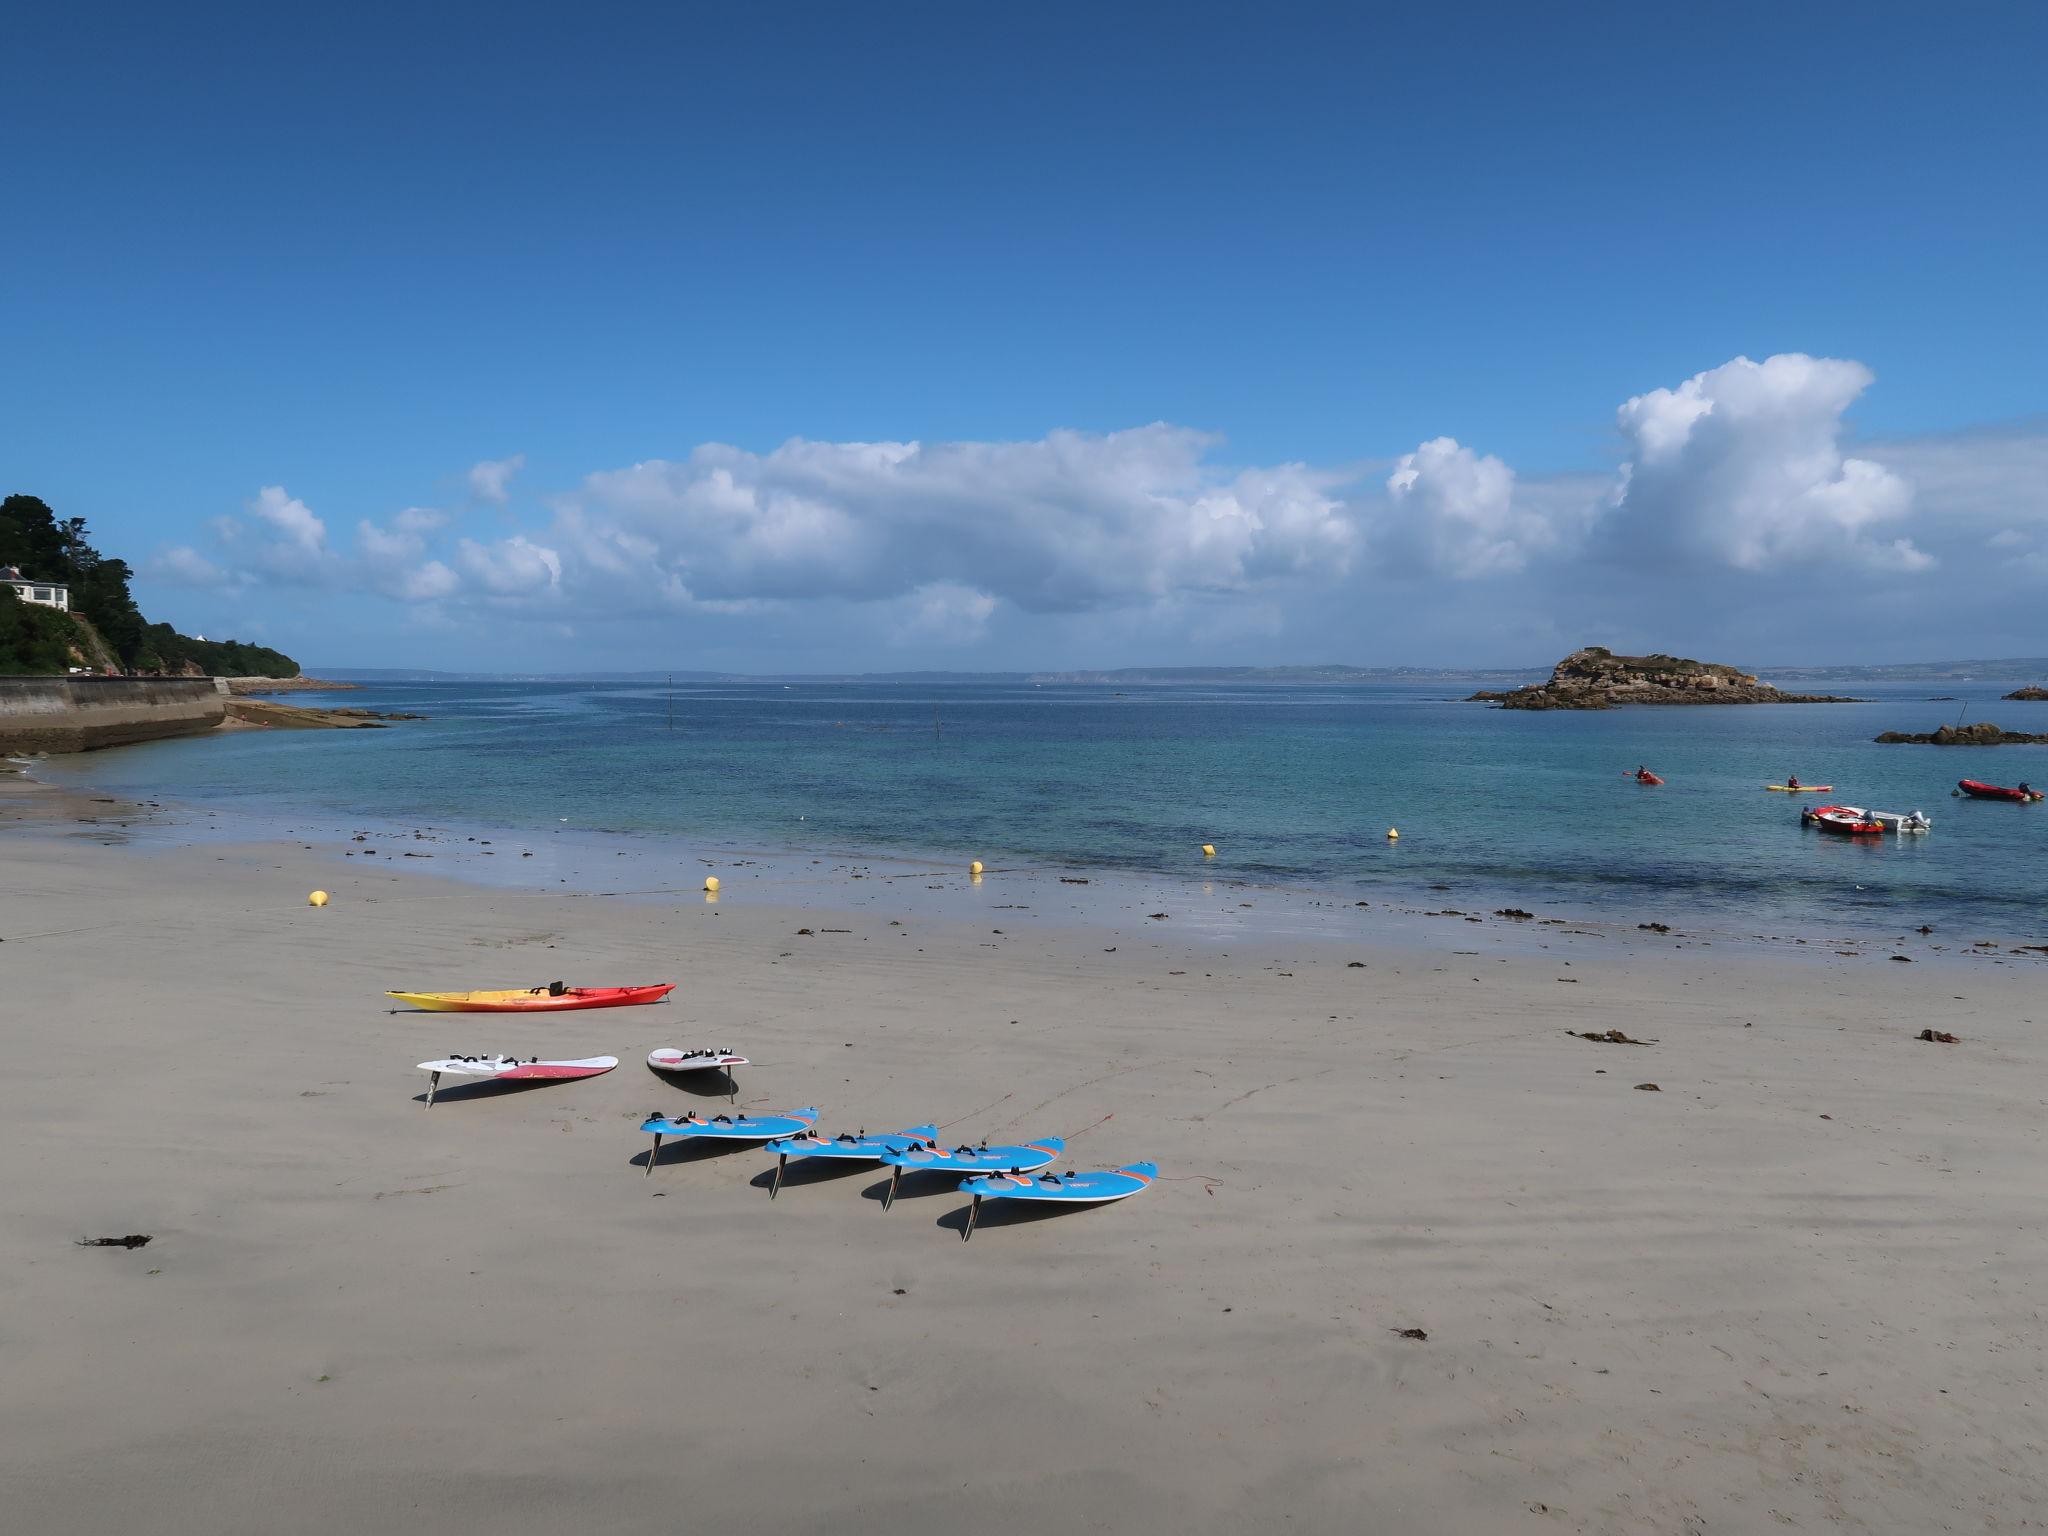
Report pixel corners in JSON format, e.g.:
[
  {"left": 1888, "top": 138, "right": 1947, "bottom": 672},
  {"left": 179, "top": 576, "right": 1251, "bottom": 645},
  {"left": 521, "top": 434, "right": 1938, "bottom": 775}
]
[{"left": 6, "top": 2, "right": 2045, "bottom": 671}]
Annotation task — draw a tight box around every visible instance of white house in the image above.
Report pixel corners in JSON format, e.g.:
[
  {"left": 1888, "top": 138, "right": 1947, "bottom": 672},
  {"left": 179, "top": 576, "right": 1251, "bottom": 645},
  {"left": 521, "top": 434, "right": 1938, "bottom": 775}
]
[{"left": 1, "top": 565, "right": 69, "bottom": 611}]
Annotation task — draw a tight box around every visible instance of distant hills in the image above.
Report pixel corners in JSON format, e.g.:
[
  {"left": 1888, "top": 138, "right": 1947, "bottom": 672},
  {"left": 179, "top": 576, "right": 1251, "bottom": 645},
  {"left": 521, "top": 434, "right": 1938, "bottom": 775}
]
[
  {"left": 316, "top": 658, "right": 2048, "bottom": 686},
  {"left": 315, "top": 663, "right": 1548, "bottom": 685}
]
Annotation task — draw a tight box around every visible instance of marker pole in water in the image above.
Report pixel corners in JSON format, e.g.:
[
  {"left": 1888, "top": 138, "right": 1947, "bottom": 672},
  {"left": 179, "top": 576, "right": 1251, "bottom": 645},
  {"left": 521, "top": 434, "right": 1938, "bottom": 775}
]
[
  {"left": 645, "top": 1131, "right": 662, "bottom": 1177},
  {"left": 770, "top": 1151, "right": 788, "bottom": 1200},
  {"left": 426, "top": 1071, "right": 439, "bottom": 1108},
  {"left": 885, "top": 1164, "right": 902, "bottom": 1211},
  {"left": 965, "top": 1193, "right": 981, "bottom": 1242}
]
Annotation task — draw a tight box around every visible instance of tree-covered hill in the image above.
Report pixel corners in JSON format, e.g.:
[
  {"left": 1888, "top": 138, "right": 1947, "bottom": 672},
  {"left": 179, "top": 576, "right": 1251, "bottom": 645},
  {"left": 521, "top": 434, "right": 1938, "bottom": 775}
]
[{"left": 0, "top": 494, "right": 298, "bottom": 677}]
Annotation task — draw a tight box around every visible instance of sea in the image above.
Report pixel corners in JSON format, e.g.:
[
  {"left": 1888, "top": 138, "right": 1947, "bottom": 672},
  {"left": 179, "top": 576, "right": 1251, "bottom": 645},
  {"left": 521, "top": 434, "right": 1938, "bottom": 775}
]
[{"left": 34, "top": 677, "right": 2048, "bottom": 941}]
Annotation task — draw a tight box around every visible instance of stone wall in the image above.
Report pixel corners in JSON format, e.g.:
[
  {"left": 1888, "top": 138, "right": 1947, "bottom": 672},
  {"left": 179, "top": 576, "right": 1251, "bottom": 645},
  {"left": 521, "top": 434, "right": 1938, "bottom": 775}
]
[{"left": 0, "top": 677, "right": 228, "bottom": 753}]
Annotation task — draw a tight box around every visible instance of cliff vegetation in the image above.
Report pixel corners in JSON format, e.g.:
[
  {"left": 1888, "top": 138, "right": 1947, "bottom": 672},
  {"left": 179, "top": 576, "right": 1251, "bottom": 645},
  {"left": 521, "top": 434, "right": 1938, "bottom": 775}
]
[{"left": 0, "top": 494, "right": 298, "bottom": 677}]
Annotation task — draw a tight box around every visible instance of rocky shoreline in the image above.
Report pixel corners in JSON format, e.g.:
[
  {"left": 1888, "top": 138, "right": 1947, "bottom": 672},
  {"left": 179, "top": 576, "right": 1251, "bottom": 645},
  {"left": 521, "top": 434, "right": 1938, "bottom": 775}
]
[
  {"left": 223, "top": 675, "right": 360, "bottom": 694},
  {"left": 223, "top": 699, "right": 424, "bottom": 731},
  {"left": 1874, "top": 722, "right": 2048, "bottom": 745},
  {"left": 1470, "top": 647, "right": 1863, "bottom": 710}
]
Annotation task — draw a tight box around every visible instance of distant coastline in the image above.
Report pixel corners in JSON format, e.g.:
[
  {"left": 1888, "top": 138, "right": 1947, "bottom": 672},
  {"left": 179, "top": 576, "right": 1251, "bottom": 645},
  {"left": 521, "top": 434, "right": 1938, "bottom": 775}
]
[{"left": 304, "top": 656, "right": 2048, "bottom": 687}]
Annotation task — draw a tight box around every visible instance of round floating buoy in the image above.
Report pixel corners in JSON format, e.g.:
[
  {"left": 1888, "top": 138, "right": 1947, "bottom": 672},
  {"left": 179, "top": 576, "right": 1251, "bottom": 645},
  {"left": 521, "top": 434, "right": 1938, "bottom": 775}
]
[
  {"left": 1201, "top": 844, "right": 1216, "bottom": 857},
  {"left": 1386, "top": 828, "right": 1400, "bottom": 841},
  {"left": 308, "top": 890, "right": 329, "bottom": 907},
  {"left": 969, "top": 860, "right": 983, "bottom": 875},
  {"left": 703, "top": 876, "right": 720, "bottom": 892}
]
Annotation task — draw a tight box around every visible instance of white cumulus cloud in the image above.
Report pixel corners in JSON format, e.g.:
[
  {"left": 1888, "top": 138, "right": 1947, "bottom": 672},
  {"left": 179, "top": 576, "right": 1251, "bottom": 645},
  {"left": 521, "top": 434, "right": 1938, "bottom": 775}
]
[
  {"left": 1607, "top": 353, "right": 1928, "bottom": 573},
  {"left": 468, "top": 454, "right": 525, "bottom": 504},
  {"left": 552, "top": 426, "right": 1358, "bottom": 614},
  {"left": 456, "top": 534, "right": 561, "bottom": 596},
  {"left": 150, "top": 545, "right": 234, "bottom": 588},
  {"left": 1383, "top": 436, "right": 1564, "bottom": 577},
  {"left": 895, "top": 581, "right": 1000, "bottom": 644}
]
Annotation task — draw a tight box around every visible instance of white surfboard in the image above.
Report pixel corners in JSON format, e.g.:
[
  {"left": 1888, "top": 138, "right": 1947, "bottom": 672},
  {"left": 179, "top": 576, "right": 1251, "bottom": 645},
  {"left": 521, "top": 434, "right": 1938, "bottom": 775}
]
[
  {"left": 416, "top": 1054, "right": 618, "bottom": 1106},
  {"left": 646, "top": 1047, "right": 749, "bottom": 1073}
]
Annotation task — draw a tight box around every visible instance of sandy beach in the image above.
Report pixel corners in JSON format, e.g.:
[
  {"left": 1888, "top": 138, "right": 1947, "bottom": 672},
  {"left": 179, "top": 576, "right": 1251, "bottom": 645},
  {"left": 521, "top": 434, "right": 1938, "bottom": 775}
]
[{"left": 5, "top": 803, "right": 2046, "bottom": 1534}]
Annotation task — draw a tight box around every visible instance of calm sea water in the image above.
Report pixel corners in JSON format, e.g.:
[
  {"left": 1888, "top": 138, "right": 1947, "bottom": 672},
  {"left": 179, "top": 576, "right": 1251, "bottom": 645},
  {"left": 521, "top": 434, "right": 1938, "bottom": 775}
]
[{"left": 38, "top": 678, "right": 2048, "bottom": 937}]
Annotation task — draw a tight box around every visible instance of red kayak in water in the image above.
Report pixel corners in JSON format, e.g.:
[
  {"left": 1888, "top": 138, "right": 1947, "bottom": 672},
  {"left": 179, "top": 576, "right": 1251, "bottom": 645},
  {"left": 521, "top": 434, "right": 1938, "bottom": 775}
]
[
  {"left": 1957, "top": 779, "right": 2044, "bottom": 803},
  {"left": 1631, "top": 769, "right": 1664, "bottom": 785}
]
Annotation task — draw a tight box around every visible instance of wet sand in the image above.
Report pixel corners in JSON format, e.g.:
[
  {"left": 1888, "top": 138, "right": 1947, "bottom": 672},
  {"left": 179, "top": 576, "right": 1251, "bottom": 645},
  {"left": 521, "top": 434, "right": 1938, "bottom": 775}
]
[{"left": 4, "top": 819, "right": 2045, "bottom": 1533}]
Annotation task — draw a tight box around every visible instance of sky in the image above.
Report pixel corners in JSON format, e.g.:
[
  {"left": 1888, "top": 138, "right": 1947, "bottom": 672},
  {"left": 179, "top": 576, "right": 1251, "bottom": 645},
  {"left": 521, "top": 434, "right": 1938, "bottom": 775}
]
[{"left": 5, "top": 1, "right": 2045, "bottom": 672}]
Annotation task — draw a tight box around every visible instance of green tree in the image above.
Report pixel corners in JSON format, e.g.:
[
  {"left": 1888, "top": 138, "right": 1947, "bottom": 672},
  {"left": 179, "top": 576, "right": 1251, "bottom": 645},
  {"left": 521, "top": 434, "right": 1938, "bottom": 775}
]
[{"left": 0, "top": 585, "right": 79, "bottom": 674}]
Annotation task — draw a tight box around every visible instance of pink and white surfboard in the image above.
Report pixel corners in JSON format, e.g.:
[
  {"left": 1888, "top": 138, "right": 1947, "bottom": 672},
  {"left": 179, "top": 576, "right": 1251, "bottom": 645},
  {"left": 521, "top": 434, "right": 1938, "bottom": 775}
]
[{"left": 417, "top": 1054, "right": 617, "bottom": 1105}]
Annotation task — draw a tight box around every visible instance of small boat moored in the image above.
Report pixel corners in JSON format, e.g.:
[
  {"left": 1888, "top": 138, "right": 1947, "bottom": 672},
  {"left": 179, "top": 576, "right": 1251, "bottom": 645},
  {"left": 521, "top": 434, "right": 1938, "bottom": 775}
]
[
  {"left": 1802, "top": 805, "right": 1885, "bottom": 836},
  {"left": 1956, "top": 779, "right": 2044, "bottom": 803},
  {"left": 1802, "top": 805, "right": 1931, "bottom": 835}
]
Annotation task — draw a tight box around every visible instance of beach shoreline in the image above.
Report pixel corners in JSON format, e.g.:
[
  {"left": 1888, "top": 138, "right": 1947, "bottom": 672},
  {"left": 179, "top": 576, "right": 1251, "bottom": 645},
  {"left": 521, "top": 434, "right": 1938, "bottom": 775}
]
[
  {"left": 6, "top": 792, "right": 2047, "bottom": 1532},
  {"left": 11, "top": 752, "right": 2047, "bottom": 969}
]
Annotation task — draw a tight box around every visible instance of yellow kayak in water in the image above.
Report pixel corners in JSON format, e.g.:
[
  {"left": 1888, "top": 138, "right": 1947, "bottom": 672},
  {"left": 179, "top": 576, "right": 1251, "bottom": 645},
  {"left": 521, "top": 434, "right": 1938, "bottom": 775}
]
[{"left": 1765, "top": 784, "right": 1833, "bottom": 793}]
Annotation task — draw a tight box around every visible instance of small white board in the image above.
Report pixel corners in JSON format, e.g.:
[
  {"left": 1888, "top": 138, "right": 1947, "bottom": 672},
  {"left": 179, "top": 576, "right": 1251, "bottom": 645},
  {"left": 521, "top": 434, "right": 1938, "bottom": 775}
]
[
  {"left": 647, "top": 1047, "right": 749, "bottom": 1073},
  {"left": 416, "top": 1054, "right": 618, "bottom": 1106}
]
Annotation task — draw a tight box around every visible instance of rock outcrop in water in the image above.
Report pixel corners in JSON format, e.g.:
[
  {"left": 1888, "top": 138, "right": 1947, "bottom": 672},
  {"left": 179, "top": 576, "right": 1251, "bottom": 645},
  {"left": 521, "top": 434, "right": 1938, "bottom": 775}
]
[
  {"left": 2003, "top": 686, "right": 2048, "bottom": 701},
  {"left": 1467, "top": 647, "right": 1862, "bottom": 710},
  {"left": 1873, "top": 722, "right": 2048, "bottom": 745},
  {"left": 224, "top": 699, "right": 424, "bottom": 730}
]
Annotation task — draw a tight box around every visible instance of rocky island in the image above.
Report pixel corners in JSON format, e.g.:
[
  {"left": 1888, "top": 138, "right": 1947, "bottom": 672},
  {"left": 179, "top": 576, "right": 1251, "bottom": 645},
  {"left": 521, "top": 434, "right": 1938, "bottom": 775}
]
[
  {"left": 1469, "top": 647, "right": 1863, "bottom": 710},
  {"left": 2003, "top": 686, "right": 2048, "bottom": 701},
  {"left": 1874, "top": 722, "right": 2048, "bottom": 745}
]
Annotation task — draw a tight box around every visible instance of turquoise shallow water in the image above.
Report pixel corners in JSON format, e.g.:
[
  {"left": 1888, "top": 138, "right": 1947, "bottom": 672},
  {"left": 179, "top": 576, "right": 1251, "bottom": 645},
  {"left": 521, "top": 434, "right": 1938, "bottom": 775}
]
[{"left": 37, "top": 678, "right": 2048, "bottom": 937}]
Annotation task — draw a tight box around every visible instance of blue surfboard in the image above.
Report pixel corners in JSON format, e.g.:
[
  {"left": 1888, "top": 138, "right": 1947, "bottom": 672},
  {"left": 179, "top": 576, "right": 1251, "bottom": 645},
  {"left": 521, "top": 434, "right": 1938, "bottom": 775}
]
[
  {"left": 957, "top": 1162, "right": 1158, "bottom": 1240},
  {"left": 876, "top": 1136, "right": 1065, "bottom": 1209},
  {"left": 765, "top": 1124, "right": 938, "bottom": 1198},
  {"left": 641, "top": 1107, "right": 819, "bottom": 1175}
]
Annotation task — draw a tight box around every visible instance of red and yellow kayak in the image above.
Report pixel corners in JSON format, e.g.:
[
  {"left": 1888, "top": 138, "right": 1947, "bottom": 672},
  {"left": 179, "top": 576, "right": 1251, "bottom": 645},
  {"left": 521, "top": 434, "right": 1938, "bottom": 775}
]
[{"left": 386, "top": 984, "right": 675, "bottom": 1013}]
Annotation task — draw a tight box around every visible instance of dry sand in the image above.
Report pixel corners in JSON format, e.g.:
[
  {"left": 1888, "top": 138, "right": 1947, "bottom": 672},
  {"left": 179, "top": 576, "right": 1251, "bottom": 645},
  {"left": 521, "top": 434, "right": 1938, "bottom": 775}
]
[{"left": 4, "top": 816, "right": 2046, "bottom": 1533}]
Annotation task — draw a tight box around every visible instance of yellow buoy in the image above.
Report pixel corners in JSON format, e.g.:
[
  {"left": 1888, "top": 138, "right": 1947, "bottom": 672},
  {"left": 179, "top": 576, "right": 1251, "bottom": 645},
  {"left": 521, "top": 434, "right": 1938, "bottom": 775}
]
[
  {"left": 703, "top": 876, "right": 720, "bottom": 892},
  {"left": 308, "top": 890, "right": 329, "bottom": 907},
  {"left": 1201, "top": 844, "right": 1216, "bottom": 857},
  {"left": 969, "top": 860, "right": 983, "bottom": 875},
  {"left": 1386, "top": 828, "right": 1400, "bottom": 841}
]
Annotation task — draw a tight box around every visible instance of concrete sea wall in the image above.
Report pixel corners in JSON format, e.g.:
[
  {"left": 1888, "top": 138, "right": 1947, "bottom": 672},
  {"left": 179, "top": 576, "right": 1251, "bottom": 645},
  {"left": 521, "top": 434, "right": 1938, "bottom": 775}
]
[{"left": 0, "top": 677, "right": 228, "bottom": 753}]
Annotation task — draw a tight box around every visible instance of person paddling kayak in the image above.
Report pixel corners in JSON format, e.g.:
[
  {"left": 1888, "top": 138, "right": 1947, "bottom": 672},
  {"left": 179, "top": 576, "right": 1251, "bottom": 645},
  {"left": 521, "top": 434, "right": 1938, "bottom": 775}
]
[{"left": 1787, "top": 774, "right": 1801, "bottom": 790}]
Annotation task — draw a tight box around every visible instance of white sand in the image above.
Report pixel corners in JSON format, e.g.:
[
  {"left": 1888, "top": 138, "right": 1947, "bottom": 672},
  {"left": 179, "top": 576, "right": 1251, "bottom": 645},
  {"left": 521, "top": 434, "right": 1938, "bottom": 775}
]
[{"left": 4, "top": 821, "right": 2045, "bottom": 1533}]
